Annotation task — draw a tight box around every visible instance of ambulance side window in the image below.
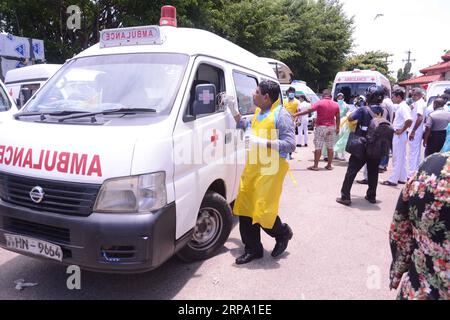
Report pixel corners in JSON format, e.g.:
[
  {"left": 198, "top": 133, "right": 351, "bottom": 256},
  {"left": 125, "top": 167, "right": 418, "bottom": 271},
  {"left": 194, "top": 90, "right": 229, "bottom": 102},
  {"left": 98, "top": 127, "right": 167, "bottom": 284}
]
[
  {"left": 188, "top": 63, "right": 225, "bottom": 118},
  {"left": 232, "top": 71, "right": 258, "bottom": 115},
  {"left": 0, "top": 86, "right": 11, "bottom": 111}
]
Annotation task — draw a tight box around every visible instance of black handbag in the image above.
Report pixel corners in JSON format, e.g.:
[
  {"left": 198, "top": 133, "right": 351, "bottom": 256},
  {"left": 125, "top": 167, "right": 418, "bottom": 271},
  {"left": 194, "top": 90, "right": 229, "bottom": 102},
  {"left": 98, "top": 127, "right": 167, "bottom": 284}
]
[{"left": 345, "top": 132, "right": 367, "bottom": 160}]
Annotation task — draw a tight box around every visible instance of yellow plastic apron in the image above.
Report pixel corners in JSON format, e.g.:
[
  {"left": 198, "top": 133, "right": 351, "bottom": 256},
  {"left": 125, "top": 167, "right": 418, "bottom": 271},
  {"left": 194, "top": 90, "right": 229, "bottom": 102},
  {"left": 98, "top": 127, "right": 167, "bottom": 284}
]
[
  {"left": 233, "top": 101, "right": 289, "bottom": 229},
  {"left": 283, "top": 99, "right": 299, "bottom": 116}
]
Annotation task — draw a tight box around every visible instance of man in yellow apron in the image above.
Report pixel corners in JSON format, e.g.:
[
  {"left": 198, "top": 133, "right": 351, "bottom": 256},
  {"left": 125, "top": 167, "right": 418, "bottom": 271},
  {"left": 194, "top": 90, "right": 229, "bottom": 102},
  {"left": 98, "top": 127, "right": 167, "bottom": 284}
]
[
  {"left": 228, "top": 80, "right": 296, "bottom": 265},
  {"left": 283, "top": 86, "right": 299, "bottom": 159},
  {"left": 283, "top": 86, "right": 299, "bottom": 116}
]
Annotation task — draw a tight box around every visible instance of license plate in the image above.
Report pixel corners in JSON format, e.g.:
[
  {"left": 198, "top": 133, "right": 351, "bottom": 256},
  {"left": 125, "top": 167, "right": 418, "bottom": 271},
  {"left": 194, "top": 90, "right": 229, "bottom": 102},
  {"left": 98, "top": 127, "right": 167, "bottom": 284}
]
[{"left": 5, "top": 234, "right": 63, "bottom": 262}]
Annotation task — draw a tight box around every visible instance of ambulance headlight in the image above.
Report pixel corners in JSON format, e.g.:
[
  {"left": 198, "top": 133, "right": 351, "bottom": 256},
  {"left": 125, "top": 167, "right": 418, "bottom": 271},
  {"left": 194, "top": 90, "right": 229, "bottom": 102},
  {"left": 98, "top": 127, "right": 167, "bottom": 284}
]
[{"left": 94, "top": 172, "right": 167, "bottom": 213}]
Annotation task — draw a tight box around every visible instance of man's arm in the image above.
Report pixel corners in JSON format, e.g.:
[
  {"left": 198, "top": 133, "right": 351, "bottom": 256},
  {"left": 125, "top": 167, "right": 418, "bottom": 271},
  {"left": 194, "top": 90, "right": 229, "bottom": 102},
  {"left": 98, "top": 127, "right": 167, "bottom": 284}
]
[
  {"left": 268, "top": 108, "right": 296, "bottom": 153},
  {"left": 294, "top": 108, "right": 314, "bottom": 118},
  {"left": 409, "top": 114, "right": 423, "bottom": 141},
  {"left": 396, "top": 119, "right": 413, "bottom": 136},
  {"left": 423, "top": 127, "right": 431, "bottom": 148},
  {"left": 335, "top": 110, "right": 341, "bottom": 135},
  {"left": 422, "top": 115, "right": 433, "bottom": 147},
  {"left": 346, "top": 107, "right": 361, "bottom": 123}
]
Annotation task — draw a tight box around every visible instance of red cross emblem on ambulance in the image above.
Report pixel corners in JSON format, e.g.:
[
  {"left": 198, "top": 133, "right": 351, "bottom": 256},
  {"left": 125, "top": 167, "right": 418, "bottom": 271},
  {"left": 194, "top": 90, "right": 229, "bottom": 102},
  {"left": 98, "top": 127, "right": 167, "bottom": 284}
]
[
  {"left": 199, "top": 90, "right": 214, "bottom": 105},
  {"left": 210, "top": 129, "right": 219, "bottom": 147}
]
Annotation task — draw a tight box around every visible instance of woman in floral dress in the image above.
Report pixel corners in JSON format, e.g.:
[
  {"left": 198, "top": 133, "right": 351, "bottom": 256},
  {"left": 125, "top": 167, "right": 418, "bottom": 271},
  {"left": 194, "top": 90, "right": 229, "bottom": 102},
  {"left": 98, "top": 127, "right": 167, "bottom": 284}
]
[{"left": 389, "top": 151, "right": 450, "bottom": 300}]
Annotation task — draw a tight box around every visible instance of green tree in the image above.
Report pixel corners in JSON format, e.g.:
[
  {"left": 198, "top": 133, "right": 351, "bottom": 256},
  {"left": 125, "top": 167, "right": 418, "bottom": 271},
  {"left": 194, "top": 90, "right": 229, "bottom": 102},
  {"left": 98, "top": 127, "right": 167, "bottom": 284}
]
[
  {"left": 344, "top": 50, "right": 396, "bottom": 85},
  {"left": 0, "top": 0, "right": 354, "bottom": 91},
  {"left": 344, "top": 51, "right": 391, "bottom": 75},
  {"left": 276, "top": 0, "right": 354, "bottom": 92},
  {"left": 397, "top": 62, "right": 413, "bottom": 83}
]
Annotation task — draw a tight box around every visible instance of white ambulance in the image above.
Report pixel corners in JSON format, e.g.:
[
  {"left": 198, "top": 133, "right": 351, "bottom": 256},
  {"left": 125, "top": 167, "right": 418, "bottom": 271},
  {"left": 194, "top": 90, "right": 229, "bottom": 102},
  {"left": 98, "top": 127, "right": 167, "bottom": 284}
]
[
  {"left": 0, "top": 8, "right": 279, "bottom": 273},
  {"left": 331, "top": 69, "right": 391, "bottom": 103},
  {"left": 5, "top": 64, "right": 62, "bottom": 109},
  {"left": 0, "top": 79, "right": 18, "bottom": 122}
]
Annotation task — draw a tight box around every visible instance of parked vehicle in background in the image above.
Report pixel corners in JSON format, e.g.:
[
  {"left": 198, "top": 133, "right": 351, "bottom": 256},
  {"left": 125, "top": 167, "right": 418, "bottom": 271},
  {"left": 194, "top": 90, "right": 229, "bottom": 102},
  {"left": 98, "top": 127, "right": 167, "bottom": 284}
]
[
  {"left": 5, "top": 64, "right": 62, "bottom": 109},
  {"left": 426, "top": 81, "right": 450, "bottom": 106},
  {"left": 0, "top": 79, "right": 18, "bottom": 121},
  {"left": 281, "top": 81, "right": 319, "bottom": 129},
  {"left": 260, "top": 57, "right": 294, "bottom": 85},
  {"left": 332, "top": 69, "right": 391, "bottom": 104}
]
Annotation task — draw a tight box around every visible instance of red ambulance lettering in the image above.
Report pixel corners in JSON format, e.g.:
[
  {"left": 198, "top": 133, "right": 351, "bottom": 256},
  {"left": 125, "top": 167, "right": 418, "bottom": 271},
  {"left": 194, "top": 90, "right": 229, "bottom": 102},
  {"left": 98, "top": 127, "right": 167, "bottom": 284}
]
[
  {"left": 33, "top": 150, "right": 45, "bottom": 170},
  {"left": 70, "top": 153, "right": 87, "bottom": 175},
  {"left": 0, "top": 146, "right": 103, "bottom": 177},
  {"left": 57, "top": 152, "right": 70, "bottom": 173},
  {"left": 22, "top": 149, "right": 33, "bottom": 169},
  {"left": 87, "top": 155, "right": 102, "bottom": 177},
  {"left": 12, "top": 147, "right": 24, "bottom": 166},
  {"left": 44, "top": 150, "right": 57, "bottom": 171},
  {"left": 4, "top": 146, "right": 13, "bottom": 165},
  {"left": 0, "top": 145, "right": 5, "bottom": 163}
]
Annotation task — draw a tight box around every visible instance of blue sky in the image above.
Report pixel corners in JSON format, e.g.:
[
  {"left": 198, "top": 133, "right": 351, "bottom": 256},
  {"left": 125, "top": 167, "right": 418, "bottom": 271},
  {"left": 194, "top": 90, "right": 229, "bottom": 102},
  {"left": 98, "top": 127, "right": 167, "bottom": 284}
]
[{"left": 341, "top": 0, "right": 450, "bottom": 76}]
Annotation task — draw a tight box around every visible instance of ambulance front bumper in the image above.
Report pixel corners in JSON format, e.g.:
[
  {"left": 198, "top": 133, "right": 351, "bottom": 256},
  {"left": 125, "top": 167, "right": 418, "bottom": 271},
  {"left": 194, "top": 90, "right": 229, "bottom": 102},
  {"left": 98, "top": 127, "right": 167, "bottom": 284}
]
[{"left": 0, "top": 199, "right": 177, "bottom": 273}]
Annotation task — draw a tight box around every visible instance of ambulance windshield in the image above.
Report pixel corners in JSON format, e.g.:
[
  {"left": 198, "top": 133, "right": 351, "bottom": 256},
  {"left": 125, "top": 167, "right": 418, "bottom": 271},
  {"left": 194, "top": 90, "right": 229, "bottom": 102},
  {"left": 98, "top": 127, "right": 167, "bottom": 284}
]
[
  {"left": 23, "top": 53, "right": 188, "bottom": 116},
  {"left": 334, "top": 83, "right": 375, "bottom": 104}
]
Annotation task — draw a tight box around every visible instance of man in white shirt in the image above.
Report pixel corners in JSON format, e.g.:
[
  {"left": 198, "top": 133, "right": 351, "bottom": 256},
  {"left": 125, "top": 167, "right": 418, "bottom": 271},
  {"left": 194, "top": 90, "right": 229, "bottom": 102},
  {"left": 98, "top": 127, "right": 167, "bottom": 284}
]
[
  {"left": 296, "top": 94, "right": 311, "bottom": 147},
  {"left": 407, "top": 88, "right": 425, "bottom": 178},
  {"left": 381, "top": 89, "right": 413, "bottom": 186}
]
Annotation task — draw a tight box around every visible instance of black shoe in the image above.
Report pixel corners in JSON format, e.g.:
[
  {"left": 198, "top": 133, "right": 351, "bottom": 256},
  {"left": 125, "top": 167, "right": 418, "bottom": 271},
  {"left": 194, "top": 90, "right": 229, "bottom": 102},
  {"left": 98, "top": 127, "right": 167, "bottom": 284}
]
[
  {"left": 271, "top": 224, "right": 293, "bottom": 258},
  {"left": 305, "top": 144, "right": 308, "bottom": 147},
  {"left": 323, "top": 157, "right": 328, "bottom": 162},
  {"left": 296, "top": 144, "right": 302, "bottom": 148},
  {"left": 235, "top": 252, "right": 263, "bottom": 265},
  {"left": 356, "top": 179, "right": 368, "bottom": 185},
  {"left": 336, "top": 197, "right": 351, "bottom": 206},
  {"left": 398, "top": 181, "right": 407, "bottom": 185},
  {"left": 365, "top": 196, "right": 377, "bottom": 204}
]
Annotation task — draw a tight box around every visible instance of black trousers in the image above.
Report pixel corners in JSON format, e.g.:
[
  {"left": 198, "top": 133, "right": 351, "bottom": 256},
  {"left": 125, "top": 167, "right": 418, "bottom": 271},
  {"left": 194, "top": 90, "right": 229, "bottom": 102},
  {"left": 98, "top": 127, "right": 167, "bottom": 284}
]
[
  {"left": 239, "top": 216, "right": 287, "bottom": 255},
  {"left": 341, "top": 154, "right": 380, "bottom": 201}
]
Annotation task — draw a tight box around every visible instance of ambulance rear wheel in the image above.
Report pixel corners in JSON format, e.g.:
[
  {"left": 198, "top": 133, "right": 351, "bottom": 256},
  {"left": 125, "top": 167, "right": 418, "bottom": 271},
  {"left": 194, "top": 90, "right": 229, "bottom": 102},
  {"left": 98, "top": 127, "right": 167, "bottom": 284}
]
[{"left": 177, "top": 192, "right": 233, "bottom": 262}]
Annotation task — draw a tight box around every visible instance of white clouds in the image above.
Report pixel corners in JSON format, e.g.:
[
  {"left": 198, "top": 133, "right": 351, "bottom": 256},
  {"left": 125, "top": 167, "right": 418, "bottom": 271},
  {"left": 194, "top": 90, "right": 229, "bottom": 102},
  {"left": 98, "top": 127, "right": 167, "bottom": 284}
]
[{"left": 340, "top": 0, "right": 450, "bottom": 76}]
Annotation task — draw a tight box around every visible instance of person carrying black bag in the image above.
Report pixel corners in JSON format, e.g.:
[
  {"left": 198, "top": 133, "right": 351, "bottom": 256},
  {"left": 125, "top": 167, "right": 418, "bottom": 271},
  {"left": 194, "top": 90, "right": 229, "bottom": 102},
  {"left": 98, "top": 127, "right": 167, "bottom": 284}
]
[{"left": 336, "top": 85, "right": 393, "bottom": 206}]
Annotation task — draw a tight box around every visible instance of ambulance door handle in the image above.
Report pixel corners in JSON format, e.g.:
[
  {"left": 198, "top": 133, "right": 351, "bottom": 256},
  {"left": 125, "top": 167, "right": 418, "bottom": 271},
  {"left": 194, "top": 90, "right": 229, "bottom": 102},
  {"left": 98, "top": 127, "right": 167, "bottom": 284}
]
[{"left": 225, "top": 132, "right": 232, "bottom": 144}]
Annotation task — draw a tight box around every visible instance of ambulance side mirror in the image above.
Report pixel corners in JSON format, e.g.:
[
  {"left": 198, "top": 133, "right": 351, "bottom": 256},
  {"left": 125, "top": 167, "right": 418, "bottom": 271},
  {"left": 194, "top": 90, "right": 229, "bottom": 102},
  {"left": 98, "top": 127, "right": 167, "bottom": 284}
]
[{"left": 192, "top": 84, "right": 216, "bottom": 117}]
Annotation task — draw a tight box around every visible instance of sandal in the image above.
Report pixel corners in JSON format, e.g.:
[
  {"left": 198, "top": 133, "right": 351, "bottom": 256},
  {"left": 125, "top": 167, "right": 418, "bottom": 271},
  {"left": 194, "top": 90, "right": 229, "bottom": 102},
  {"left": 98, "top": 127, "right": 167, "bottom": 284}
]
[
  {"left": 325, "top": 166, "right": 333, "bottom": 171},
  {"left": 307, "top": 166, "right": 319, "bottom": 171},
  {"left": 380, "top": 180, "right": 397, "bottom": 187}
]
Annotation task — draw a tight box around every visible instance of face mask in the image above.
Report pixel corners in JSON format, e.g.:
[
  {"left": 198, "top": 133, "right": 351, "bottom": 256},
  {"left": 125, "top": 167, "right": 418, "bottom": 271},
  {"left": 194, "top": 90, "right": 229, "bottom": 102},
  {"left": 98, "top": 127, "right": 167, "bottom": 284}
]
[{"left": 288, "top": 93, "right": 295, "bottom": 100}]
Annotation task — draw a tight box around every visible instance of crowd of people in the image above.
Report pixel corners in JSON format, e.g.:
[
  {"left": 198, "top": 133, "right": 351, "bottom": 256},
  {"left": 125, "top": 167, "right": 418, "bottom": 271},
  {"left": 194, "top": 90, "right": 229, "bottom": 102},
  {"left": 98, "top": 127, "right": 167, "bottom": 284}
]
[{"left": 227, "top": 81, "right": 449, "bottom": 299}]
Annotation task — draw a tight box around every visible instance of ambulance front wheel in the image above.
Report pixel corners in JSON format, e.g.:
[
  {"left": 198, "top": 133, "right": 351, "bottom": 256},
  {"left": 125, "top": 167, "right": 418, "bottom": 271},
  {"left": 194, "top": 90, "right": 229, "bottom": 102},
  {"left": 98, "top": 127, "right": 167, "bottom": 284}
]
[{"left": 177, "top": 192, "right": 233, "bottom": 262}]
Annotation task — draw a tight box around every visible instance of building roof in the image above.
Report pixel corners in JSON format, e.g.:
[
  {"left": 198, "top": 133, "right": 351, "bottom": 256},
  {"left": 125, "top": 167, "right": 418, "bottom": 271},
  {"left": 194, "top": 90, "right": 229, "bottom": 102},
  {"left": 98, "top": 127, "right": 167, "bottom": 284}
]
[
  {"left": 399, "top": 74, "right": 443, "bottom": 86},
  {"left": 420, "top": 60, "right": 450, "bottom": 73}
]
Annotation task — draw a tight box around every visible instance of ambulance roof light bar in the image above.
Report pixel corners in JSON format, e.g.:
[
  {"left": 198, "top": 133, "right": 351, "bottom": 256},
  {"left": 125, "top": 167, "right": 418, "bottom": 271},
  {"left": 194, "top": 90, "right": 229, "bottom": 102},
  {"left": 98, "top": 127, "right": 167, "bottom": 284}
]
[{"left": 160, "top": 5, "right": 177, "bottom": 27}]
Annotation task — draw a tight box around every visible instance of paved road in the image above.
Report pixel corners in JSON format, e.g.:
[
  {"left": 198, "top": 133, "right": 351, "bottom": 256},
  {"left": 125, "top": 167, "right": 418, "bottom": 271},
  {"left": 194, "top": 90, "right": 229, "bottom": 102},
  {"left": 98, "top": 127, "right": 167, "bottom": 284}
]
[{"left": 0, "top": 142, "right": 401, "bottom": 300}]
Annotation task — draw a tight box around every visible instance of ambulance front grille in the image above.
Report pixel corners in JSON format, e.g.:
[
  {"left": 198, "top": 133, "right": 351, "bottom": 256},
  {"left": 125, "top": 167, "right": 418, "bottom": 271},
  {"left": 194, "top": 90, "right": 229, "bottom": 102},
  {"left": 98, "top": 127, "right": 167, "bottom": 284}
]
[{"left": 0, "top": 172, "right": 101, "bottom": 216}]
